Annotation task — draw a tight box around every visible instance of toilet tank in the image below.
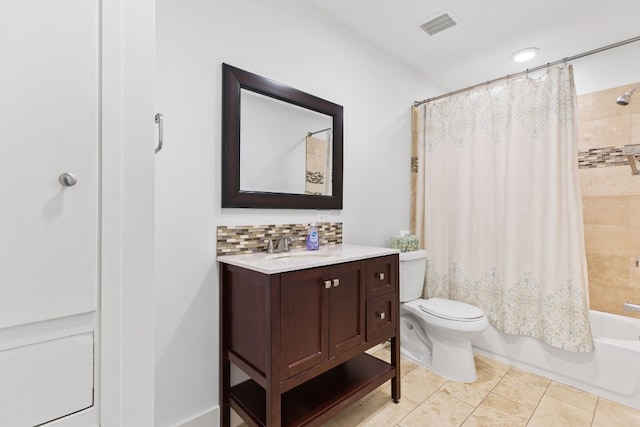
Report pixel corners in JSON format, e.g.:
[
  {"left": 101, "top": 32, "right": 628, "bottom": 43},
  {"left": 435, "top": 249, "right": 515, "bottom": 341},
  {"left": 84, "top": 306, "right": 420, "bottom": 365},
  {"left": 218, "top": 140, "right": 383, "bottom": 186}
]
[{"left": 398, "top": 249, "right": 428, "bottom": 302}]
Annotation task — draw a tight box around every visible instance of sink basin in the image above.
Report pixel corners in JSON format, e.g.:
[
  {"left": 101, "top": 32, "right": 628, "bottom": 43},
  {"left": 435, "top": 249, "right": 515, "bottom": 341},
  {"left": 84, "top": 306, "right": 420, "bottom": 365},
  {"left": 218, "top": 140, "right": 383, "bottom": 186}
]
[{"left": 264, "top": 251, "right": 334, "bottom": 261}]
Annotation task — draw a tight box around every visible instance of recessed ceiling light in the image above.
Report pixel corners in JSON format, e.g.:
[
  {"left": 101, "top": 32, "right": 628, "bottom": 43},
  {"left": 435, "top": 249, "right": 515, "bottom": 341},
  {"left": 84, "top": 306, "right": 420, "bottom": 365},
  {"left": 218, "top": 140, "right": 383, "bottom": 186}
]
[{"left": 511, "top": 47, "right": 540, "bottom": 63}]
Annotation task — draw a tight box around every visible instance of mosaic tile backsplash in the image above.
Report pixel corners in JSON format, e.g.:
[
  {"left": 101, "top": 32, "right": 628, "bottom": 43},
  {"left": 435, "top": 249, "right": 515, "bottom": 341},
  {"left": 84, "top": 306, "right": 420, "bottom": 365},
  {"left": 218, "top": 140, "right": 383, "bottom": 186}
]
[
  {"left": 411, "top": 147, "right": 630, "bottom": 173},
  {"left": 217, "top": 223, "right": 343, "bottom": 256},
  {"left": 578, "top": 146, "right": 630, "bottom": 169}
]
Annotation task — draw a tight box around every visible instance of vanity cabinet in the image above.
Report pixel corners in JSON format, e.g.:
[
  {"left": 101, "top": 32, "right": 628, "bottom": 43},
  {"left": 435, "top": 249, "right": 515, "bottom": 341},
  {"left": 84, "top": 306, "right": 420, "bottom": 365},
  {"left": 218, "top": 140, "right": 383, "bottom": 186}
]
[{"left": 219, "top": 251, "right": 400, "bottom": 427}]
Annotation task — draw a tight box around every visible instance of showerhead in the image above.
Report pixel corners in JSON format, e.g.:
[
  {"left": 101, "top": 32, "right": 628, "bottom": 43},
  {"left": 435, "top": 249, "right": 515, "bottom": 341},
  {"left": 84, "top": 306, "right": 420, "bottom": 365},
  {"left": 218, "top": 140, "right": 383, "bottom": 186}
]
[
  {"left": 617, "top": 93, "right": 631, "bottom": 106},
  {"left": 616, "top": 83, "right": 640, "bottom": 106}
]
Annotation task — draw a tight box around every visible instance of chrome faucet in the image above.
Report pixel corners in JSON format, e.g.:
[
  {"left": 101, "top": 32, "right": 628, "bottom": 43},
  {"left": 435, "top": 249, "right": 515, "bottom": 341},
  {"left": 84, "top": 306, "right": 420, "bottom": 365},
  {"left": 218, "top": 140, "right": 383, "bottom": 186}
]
[
  {"left": 265, "top": 239, "right": 275, "bottom": 254},
  {"left": 623, "top": 301, "right": 640, "bottom": 313},
  {"left": 265, "top": 236, "right": 293, "bottom": 254},
  {"left": 275, "top": 236, "right": 293, "bottom": 253}
]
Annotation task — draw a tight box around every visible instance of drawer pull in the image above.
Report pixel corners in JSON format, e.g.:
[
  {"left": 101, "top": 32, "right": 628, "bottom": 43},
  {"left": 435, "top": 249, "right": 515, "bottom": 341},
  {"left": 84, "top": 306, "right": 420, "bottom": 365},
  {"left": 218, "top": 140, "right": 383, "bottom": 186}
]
[
  {"left": 376, "top": 312, "right": 386, "bottom": 320},
  {"left": 333, "top": 278, "right": 340, "bottom": 287},
  {"left": 376, "top": 273, "right": 385, "bottom": 281},
  {"left": 324, "top": 280, "right": 332, "bottom": 289}
]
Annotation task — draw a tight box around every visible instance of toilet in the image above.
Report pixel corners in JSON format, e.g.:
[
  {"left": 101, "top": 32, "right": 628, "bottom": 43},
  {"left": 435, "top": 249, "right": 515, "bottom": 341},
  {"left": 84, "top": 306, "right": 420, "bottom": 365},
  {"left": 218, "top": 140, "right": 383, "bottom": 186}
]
[{"left": 399, "top": 250, "right": 489, "bottom": 382}]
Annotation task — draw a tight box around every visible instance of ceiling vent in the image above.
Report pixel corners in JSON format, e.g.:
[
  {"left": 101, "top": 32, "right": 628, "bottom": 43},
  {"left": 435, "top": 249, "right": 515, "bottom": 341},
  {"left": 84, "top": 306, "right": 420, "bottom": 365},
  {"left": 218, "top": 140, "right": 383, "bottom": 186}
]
[{"left": 419, "top": 13, "right": 457, "bottom": 36}]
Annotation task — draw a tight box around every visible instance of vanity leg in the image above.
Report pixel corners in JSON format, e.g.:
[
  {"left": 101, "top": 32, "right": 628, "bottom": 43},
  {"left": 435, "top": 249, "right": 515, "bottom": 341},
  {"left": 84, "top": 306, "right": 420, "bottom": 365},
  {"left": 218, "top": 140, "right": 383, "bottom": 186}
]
[
  {"left": 220, "top": 270, "right": 231, "bottom": 427},
  {"left": 220, "top": 354, "right": 230, "bottom": 426},
  {"left": 266, "top": 389, "right": 281, "bottom": 427},
  {"left": 390, "top": 336, "right": 401, "bottom": 403}
]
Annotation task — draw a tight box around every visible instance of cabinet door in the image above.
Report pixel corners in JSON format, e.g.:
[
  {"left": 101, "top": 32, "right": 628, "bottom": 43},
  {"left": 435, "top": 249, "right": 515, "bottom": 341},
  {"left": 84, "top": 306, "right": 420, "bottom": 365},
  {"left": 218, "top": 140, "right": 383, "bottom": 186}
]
[
  {"left": 280, "top": 267, "right": 330, "bottom": 379},
  {"left": 328, "top": 261, "right": 365, "bottom": 357}
]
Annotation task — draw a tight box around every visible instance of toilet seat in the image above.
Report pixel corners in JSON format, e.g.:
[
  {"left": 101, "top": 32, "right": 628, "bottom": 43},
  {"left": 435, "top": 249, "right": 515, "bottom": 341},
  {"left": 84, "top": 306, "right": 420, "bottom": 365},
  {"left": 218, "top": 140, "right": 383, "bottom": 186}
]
[{"left": 418, "top": 298, "right": 484, "bottom": 322}]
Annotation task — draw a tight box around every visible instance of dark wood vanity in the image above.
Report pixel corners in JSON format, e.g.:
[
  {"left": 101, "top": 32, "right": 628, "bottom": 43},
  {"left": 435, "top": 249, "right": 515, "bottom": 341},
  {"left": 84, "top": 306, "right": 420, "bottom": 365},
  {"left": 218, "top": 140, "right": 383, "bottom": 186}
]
[{"left": 219, "top": 247, "right": 400, "bottom": 426}]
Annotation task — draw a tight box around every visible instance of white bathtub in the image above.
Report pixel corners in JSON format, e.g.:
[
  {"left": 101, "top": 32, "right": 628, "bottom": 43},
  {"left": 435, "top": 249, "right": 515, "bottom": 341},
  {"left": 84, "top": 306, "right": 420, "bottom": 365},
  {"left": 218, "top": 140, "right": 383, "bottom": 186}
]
[{"left": 471, "top": 310, "right": 640, "bottom": 410}]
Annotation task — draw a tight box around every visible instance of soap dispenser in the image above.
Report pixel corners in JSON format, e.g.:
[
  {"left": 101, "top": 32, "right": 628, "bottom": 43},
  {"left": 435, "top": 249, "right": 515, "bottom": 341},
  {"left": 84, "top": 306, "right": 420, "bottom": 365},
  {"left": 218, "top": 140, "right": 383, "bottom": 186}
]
[{"left": 306, "top": 222, "right": 319, "bottom": 251}]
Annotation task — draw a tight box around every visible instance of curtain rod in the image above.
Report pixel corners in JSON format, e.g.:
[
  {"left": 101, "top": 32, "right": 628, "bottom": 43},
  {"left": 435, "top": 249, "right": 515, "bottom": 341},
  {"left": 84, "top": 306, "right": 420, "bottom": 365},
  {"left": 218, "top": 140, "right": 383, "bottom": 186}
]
[
  {"left": 414, "top": 35, "right": 640, "bottom": 107},
  {"left": 307, "top": 127, "right": 332, "bottom": 137}
]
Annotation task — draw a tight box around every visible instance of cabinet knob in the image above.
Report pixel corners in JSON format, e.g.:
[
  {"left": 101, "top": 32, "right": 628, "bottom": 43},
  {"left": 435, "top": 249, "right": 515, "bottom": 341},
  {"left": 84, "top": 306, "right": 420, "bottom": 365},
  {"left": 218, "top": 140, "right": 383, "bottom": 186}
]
[
  {"left": 376, "top": 272, "right": 385, "bottom": 281},
  {"left": 376, "top": 312, "right": 386, "bottom": 320},
  {"left": 58, "top": 172, "right": 77, "bottom": 187},
  {"left": 333, "top": 278, "right": 340, "bottom": 287},
  {"left": 324, "top": 280, "right": 332, "bottom": 289}
]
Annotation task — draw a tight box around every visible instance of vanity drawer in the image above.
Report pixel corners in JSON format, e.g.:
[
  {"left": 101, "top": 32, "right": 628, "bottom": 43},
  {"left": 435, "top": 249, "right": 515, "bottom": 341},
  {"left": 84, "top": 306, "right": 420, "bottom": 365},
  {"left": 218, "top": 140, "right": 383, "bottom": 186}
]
[
  {"left": 366, "top": 293, "right": 396, "bottom": 342},
  {"left": 366, "top": 255, "right": 396, "bottom": 299}
]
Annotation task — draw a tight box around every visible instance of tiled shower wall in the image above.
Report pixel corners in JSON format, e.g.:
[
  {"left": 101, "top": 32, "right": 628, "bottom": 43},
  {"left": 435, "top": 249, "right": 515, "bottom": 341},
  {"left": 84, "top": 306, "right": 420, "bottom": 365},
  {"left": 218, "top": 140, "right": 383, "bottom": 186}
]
[
  {"left": 410, "top": 83, "right": 640, "bottom": 319},
  {"left": 578, "top": 83, "right": 640, "bottom": 319}
]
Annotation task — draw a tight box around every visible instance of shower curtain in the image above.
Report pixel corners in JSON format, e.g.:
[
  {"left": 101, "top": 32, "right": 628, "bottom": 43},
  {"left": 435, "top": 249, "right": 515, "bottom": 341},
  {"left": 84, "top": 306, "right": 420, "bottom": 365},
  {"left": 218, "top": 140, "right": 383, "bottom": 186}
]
[{"left": 415, "top": 65, "right": 593, "bottom": 352}]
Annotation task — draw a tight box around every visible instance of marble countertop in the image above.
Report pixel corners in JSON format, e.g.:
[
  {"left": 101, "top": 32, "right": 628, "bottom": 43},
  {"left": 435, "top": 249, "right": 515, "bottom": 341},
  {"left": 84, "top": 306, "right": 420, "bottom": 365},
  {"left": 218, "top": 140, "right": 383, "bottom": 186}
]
[{"left": 217, "top": 244, "right": 399, "bottom": 274}]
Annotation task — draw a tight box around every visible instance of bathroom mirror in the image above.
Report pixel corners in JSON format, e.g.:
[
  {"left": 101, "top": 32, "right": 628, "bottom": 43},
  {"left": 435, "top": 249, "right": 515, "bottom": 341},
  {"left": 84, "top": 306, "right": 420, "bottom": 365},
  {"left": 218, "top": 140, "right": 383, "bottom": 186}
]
[{"left": 222, "top": 63, "right": 343, "bottom": 209}]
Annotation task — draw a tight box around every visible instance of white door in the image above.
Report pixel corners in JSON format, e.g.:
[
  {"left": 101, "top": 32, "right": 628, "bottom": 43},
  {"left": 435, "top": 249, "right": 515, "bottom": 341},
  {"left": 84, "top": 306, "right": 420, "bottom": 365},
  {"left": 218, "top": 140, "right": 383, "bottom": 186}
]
[{"left": 0, "top": 0, "right": 100, "bottom": 426}]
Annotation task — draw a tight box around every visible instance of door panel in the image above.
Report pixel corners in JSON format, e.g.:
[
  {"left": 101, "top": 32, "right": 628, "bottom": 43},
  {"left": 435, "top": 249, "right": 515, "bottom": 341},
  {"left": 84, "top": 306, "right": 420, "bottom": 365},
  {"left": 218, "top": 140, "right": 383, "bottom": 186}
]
[
  {"left": 0, "top": 0, "right": 99, "bottom": 329},
  {"left": 0, "top": 1, "right": 99, "bottom": 425},
  {"left": 329, "top": 261, "right": 365, "bottom": 357},
  {"left": 280, "top": 267, "right": 329, "bottom": 379},
  {"left": 0, "top": 333, "right": 94, "bottom": 427}
]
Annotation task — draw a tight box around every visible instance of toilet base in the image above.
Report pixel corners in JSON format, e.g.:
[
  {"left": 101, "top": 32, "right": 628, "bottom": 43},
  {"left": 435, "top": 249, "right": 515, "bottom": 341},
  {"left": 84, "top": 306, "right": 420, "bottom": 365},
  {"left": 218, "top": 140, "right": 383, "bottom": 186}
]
[
  {"left": 401, "top": 335, "right": 479, "bottom": 383},
  {"left": 400, "top": 310, "right": 482, "bottom": 383},
  {"left": 430, "top": 335, "right": 478, "bottom": 383},
  {"left": 400, "top": 315, "right": 432, "bottom": 368}
]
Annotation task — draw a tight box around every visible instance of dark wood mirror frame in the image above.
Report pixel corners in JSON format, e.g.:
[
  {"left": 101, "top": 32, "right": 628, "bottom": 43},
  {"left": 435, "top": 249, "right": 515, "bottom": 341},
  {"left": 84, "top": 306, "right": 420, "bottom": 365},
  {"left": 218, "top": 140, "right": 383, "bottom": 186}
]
[{"left": 221, "top": 63, "right": 343, "bottom": 209}]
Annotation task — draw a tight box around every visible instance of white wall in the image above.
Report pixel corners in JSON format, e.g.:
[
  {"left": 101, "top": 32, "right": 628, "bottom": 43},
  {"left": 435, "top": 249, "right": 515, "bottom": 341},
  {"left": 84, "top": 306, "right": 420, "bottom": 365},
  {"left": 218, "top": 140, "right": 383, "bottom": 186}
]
[{"left": 154, "top": 0, "right": 440, "bottom": 425}]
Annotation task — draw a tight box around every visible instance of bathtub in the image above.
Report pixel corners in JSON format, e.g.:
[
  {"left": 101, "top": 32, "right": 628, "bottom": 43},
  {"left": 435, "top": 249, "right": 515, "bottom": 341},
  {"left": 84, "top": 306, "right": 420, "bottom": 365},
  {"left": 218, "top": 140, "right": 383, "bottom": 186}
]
[{"left": 471, "top": 310, "right": 640, "bottom": 410}]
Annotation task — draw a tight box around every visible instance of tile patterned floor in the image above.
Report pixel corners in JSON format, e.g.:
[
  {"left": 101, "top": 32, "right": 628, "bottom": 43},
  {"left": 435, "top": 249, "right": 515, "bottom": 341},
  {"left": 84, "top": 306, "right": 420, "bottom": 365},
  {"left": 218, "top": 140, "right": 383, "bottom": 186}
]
[{"left": 231, "top": 348, "right": 640, "bottom": 426}]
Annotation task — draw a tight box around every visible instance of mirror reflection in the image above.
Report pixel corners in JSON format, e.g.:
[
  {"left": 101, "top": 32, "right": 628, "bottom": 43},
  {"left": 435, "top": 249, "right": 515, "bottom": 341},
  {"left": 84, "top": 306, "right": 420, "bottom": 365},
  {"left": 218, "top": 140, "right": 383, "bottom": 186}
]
[{"left": 240, "top": 90, "right": 333, "bottom": 195}]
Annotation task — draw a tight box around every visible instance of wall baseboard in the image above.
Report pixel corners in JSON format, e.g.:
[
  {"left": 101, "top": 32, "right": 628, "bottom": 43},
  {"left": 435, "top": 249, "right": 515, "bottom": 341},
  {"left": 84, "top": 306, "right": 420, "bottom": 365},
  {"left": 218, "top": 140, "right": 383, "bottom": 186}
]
[{"left": 169, "top": 406, "right": 219, "bottom": 427}]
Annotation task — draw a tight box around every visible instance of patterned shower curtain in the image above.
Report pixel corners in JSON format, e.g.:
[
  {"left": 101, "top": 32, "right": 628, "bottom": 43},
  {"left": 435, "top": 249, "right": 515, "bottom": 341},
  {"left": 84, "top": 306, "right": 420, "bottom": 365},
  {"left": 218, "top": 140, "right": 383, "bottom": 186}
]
[{"left": 415, "top": 65, "right": 593, "bottom": 352}]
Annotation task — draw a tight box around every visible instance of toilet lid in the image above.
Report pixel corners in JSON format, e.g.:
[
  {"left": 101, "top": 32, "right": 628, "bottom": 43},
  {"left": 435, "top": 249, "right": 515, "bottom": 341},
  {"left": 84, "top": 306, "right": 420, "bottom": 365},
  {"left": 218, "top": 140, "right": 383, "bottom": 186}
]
[{"left": 419, "top": 298, "right": 485, "bottom": 322}]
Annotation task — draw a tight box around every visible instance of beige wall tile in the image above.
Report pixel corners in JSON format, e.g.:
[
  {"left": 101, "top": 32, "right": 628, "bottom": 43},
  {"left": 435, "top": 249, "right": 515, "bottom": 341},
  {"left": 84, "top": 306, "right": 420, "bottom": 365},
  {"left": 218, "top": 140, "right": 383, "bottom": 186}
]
[
  {"left": 582, "top": 196, "right": 629, "bottom": 225},
  {"left": 583, "top": 224, "right": 640, "bottom": 256},
  {"left": 586, "top": 254, "right": 630, "bottom": 288},
  {"left": 631, "top": 113, "right": 640, "bottom": 144},
  {"left": 579, "top": 167, "right": 640, "bottom": 197},
  {"left": 630, "top": 196, "right": 640, "bottom": 226},
  {"left": 578, "top": 84, "right": 640, "bottom": 123},
  {"left": 579, "top": 116, "right": 630, "bottom": 150},
  {"left": 579, "top": 85, "right": 640, "bottom": 317},
  {"left": 589, "top": 283, "right": 640, "bottom": 318},
  {"left": 629, "top": 256, "right": 640, "bottom": 288}
]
